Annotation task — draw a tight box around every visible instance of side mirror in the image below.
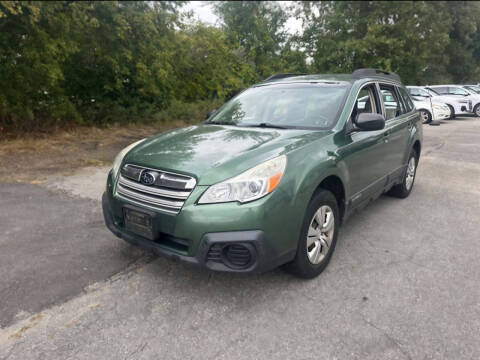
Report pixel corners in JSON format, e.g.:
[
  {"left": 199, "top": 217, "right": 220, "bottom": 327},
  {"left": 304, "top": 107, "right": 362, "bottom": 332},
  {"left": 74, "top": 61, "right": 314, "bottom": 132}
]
[
  {"left": 205, "top": 109, "right": 217, "bottom": 120},
  {"left": 355, "top": 113, "right": 385, "bottom": 131}
]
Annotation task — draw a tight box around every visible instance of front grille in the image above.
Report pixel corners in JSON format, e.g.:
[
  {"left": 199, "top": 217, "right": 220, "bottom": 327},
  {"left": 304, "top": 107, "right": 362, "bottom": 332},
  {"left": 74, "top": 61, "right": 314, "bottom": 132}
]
[{"left": 115, "top": 164, "right": 196, "bottom": 215}]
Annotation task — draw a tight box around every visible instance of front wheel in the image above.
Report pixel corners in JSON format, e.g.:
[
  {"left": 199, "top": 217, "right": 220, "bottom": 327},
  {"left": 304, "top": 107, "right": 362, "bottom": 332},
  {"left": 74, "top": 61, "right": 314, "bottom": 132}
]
[
  {"left": 447, "top": 105, "right": 455, "bottom": 119},
  {"left": 474, "top": 104, "right": 480, "bottom": 117},
  {"left": 388, "top": 149, "right": 418, "bottom": 198},
  {"left": 420, "top": 110, "right": 432, "bottom": 124},
  {"left": 286, "top": 189, "right": 339, "bottom": 279}
]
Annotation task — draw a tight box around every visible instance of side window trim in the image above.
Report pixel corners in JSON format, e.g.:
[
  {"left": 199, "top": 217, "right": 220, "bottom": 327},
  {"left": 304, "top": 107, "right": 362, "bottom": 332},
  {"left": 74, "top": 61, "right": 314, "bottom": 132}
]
[
  {"left": 396, "top": 86, "right": 414, "bottom": 115},
  {"left": 379, "top": 82, "right": 403, "bottom": 121},
  {"left": 394, "top": 86, "right": 407, "bottom": 115},
  {"left": 375, "top": 82, "right": 386, "bottom": 119}
]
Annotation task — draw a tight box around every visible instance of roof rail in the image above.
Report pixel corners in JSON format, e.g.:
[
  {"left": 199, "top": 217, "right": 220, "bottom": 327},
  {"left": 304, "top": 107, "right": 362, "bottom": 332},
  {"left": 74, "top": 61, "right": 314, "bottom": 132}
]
[
  {"left": 352, "top": 68, "right": 401, "bottom": 82},
  {"left": 263, "top": 73, "right": 308, "bottom": 82}
]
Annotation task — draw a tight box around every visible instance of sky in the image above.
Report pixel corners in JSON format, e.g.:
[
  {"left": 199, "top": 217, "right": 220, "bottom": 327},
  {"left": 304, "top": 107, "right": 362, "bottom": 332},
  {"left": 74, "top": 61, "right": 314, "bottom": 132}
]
[{"left": 182, "top": 1, "right": 303, "bottom": 34}]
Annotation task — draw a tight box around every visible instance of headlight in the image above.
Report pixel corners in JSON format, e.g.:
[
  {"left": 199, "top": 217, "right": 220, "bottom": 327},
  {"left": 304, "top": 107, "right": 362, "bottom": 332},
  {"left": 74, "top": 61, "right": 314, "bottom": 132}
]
[
  {"left": 112, "top": 139, "right": 146, "bottom": 177},
  {"left": 432, "top": 104, "right": 447, "bottom": 111},
  {"left": 198, "top": 155, "right": 287, "bottom": 204}
]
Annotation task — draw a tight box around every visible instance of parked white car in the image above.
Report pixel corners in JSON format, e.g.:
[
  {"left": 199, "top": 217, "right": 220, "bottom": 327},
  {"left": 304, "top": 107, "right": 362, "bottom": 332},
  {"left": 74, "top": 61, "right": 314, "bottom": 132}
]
[
  {"left": 407, "top": 86, "right": 454, "bottom": 122},
  {"left": 461, "top": 85, "right": 480, "bottom": 96},
  {"left": 409, "top": 86, "right": 472, "bottom": 118},
  {"left": 427, "top": 85, "right": 479, "bottom": 117}
]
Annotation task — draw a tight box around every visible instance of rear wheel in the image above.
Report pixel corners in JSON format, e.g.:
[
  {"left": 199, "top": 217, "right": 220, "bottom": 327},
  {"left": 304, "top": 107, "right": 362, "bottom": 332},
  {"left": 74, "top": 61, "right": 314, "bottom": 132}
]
[
  {"left": 286, "top": 189, "right": 339, "bottom": 279},
  {"left": 388, "top": 149, "right": 418, "bottom": 198},
  {"left": 420, "top": 110, "right": 432, "bottom": 124}
]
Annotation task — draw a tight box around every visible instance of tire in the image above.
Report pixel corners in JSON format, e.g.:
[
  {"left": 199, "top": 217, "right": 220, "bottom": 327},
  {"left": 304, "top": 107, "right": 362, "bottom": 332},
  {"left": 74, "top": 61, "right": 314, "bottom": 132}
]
[
  {"left": 447, "top": 105, "right": 455, "bottom": 119},
  {"left": 419, "top": 109, "right": 432, "bottom": 124},
  {"left": 388, "top": 149, "right": 418, "bottom": 199},
  {"left": 286, "top": 189, "right": 339, "bottom": 279},
  {"left": 474, "top": 104, "right": 480, "bottom": 117}
]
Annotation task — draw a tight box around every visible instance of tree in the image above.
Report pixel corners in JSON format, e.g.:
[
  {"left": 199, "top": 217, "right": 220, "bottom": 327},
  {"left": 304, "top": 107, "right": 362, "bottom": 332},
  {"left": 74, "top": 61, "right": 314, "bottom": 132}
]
[
  {"left": 444, "top": 1, "right": 480, "bottom": 83},
  {"left": 299, "top": 1, "right": 454, "bottom": 84},
  {"left": 0, "top": 1, "right": 80, "bottom": 130},
  {"left": 170, "top": 24, "right": 254, "bottom": 102},
  {"left": 213, "top": 1, "right": 291, "bottom": 79}
]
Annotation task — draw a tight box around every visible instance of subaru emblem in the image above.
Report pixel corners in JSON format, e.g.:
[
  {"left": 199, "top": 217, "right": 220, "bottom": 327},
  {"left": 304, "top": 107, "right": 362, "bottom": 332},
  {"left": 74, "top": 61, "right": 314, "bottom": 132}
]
[{"left": 140, "top": 171, "right": 156, "bottom": 186}]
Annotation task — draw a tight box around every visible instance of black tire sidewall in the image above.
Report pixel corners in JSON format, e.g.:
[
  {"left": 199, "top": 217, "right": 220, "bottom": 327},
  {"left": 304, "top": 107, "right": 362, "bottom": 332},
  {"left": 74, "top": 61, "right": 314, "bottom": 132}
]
[
  {"left": 289, "top": 189, "right": 339, "bottom": 279},
  {"left": 447, "top": 105, "right": 455, "bottom": 119},
  {"left": 474, "top": 104, "right": 480, "bottom": 117}
]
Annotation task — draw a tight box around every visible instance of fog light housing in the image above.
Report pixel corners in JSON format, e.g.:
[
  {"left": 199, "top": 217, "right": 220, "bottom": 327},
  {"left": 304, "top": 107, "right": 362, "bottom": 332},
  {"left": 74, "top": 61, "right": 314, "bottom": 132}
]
[
  {"left": 223, "top": 244, "right": 252, "bottom": 268},
  {"left": 206, "top": 243, "right": 255, "bottom": 269}
]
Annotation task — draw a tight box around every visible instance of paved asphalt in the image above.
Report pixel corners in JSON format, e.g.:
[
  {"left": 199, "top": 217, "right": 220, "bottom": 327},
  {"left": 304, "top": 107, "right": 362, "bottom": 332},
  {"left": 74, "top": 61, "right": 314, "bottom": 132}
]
[{"left": 0, "top": 117, "right": 479, "bottom": 359}]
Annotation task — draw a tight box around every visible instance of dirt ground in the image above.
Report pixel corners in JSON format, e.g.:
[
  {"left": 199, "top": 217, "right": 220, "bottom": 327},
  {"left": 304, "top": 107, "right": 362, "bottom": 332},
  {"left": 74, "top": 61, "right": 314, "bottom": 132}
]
[{"left": 0, "top": 122, "right": 187, "bottom": 183}]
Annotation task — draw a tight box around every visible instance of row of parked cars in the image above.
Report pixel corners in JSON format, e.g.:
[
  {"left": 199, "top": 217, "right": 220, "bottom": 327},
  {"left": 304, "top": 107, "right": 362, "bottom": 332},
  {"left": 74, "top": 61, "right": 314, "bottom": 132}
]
[{"left": 406, "top": 84, "right": 480, "bottom": 124}]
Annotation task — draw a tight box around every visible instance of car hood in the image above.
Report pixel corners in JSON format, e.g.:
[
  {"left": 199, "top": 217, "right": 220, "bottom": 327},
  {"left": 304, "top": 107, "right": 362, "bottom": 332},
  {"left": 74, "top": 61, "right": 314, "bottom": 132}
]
[{"left": 124, "top": 124, "right": 330, "bottom": 185}]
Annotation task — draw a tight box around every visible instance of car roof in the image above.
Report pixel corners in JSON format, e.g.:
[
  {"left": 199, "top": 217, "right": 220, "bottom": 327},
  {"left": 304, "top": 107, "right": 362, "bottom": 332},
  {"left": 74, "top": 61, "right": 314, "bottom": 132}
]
[
  {"left": 256, "top": 74, "right": 402, "bottom": 87},
  {"left": 256, "top": 69, "right": 403, "bottom": 87}
]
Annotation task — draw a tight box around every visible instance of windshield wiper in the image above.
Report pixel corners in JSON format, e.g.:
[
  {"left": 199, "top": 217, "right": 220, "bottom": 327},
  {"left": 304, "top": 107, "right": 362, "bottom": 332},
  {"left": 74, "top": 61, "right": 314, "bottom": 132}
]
[
  {"left": 243, "top": 122, "right": 289, "bottom": 129},
  {"left": 205, "top": 121, "right": 237, "bottom": 126}
]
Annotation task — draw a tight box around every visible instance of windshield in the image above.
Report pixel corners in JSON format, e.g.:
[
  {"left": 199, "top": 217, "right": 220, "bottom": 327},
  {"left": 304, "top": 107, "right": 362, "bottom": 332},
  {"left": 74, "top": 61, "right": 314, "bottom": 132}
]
[
  {"left": 206, "top": 83, "right": 350, "bottom": 129},
  {"left": 425, "top": 88, "right": 439, "bottom": 96},
  {"left": 465, "top": 85, "right": 480, "bottom": 94}
]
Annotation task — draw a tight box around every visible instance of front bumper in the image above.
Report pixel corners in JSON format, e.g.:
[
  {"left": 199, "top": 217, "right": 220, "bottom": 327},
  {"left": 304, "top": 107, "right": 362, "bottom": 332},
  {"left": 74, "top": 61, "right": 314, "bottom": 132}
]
[
  {"left": 102, "top": 192, "right": 295, "bottom": 274},
  {"left": 432, "top": 107, "right": 450, "bottom": 121}
]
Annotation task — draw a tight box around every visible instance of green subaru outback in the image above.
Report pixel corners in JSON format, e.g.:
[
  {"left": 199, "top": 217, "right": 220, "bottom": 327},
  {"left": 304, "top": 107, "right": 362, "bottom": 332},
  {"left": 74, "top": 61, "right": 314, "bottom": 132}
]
[{"left": 102, "top": 68, "right": 422, "bottom": 278}]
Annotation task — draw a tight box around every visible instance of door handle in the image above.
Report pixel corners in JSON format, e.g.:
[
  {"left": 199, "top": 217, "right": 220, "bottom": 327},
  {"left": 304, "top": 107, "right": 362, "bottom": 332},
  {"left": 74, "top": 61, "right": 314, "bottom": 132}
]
[{"left": 383, "top": 131, "right": 390, "bottom": 143}]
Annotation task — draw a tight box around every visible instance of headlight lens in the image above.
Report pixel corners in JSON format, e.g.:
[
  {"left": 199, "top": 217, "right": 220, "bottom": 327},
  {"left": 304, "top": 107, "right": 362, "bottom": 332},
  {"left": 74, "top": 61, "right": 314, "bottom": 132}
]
[
  {"left": 198, "top": 155, "right": 287, "bottom": 204},
  {"left": 112, "top": 139, "right": 146, "bottom": 177},
  {"left": 432, "top": 104, "right": 447, "bottom": 111}
]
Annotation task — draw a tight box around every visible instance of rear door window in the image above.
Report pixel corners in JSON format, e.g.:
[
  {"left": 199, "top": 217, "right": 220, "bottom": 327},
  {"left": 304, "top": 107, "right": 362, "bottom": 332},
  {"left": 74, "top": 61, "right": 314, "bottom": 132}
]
[{"left": 380, "top": 84, "right": 403, "bottom": 120}]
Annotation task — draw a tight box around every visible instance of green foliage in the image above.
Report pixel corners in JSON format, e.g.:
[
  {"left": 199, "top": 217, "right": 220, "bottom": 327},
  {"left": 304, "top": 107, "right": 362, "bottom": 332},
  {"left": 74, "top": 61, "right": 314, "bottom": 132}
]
[
  {"left": 1, "top": 1, "right": 480, "bottom": 133},
  {"left": 299, "top": 1, "right": 480, "bottom": 85},
  {"left": 213, "top": 1, "right": 299, "bottom": 79}
]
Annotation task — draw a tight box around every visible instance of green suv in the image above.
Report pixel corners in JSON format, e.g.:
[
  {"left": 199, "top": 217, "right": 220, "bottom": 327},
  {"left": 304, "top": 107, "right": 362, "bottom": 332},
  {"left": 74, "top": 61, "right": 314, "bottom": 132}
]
[{"left": 102, "top": 68, "right": 422, "bottom": 278}]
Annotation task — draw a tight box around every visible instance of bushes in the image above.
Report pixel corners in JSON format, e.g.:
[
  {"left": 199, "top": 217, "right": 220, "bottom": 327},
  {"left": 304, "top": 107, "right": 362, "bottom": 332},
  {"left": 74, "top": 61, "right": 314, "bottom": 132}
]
[{"left": 0, "top": 2, "right": 232, "bottom": 133}]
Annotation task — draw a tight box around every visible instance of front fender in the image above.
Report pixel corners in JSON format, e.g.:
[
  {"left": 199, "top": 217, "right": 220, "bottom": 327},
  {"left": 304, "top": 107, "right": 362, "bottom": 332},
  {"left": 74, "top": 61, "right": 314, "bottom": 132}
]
[{"left": 286, "top": 144, "right": 348, "bottom": 228}]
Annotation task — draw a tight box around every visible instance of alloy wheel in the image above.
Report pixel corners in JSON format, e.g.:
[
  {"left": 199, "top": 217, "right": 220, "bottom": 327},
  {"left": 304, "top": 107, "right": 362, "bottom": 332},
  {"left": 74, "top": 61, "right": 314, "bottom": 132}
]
[
  {"left": 420, "top": 111, "right": 430, "bottom": 124},
  {"left": 306, "top": 205, "right": 334, "bottom": 264},
  {"left": 405, "top": 156, "right": 416, "bottom": 190}
]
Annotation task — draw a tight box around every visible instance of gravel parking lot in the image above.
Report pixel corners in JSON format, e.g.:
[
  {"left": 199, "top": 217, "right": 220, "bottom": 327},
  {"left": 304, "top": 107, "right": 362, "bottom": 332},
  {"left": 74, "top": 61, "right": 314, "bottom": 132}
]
[{"left": 1, "top": 117, "right": 479, "bottom": 359}]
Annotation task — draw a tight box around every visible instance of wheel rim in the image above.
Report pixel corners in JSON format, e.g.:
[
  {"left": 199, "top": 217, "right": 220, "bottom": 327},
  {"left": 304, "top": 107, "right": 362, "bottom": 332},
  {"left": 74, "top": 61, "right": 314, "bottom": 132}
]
[
  {"left": 476, "top": 106, "right": 480, "bottom": 117},
  {"left": 306, "top": 205, "right": 334, "bottom": 264},
  {"left": 405, "top": 156, "right": 416, "bottom": 190},
  {"left": 420, "top": 111, "right": 430, "bottom": 123}
]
